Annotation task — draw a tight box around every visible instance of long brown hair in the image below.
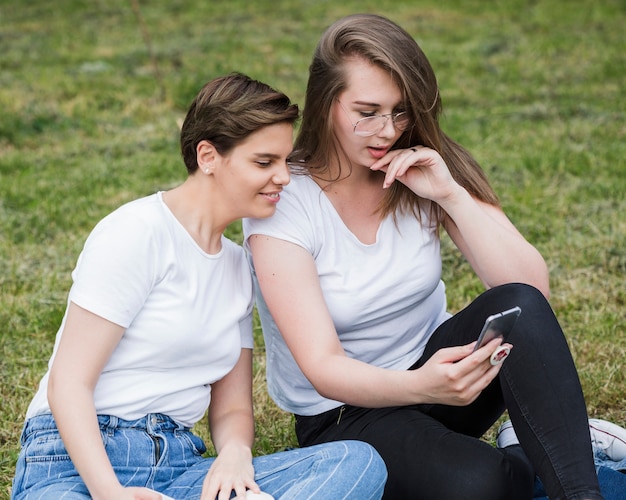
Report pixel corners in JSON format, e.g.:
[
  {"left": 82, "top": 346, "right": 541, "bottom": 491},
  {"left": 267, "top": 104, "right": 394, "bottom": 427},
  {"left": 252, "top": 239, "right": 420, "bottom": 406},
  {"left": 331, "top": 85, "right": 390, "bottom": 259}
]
[{"left": 290, "top": 14, "right": 499, "bottom": 223}]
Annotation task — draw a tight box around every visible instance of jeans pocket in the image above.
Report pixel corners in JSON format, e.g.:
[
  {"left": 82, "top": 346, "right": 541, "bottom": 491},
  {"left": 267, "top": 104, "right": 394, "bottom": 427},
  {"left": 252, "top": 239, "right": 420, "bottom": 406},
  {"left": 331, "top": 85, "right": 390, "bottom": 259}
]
[
  {"left": 176, "top": 430, "right": 207, "bottom": 458},
  {"left": 14, "top": 430, "right": 76, "bottom": 496},
  {"left": 24, "top": 429, "right": 72, "bottom": 462}
]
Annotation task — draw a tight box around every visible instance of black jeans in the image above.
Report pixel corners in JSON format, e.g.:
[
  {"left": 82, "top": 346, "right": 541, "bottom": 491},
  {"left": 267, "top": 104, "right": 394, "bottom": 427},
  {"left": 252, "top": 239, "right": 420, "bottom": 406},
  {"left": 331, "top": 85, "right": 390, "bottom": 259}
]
[{"left": 295, "top": 283, "right": 603, "bottom": 500}]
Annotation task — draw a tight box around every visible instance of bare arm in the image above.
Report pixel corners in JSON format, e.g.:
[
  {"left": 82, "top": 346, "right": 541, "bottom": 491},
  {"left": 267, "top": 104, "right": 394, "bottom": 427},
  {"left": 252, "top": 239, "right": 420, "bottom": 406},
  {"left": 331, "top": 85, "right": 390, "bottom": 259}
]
[
  {"left": 371, "top": 147, "right": 550, "bottom": 297},
  {"left": 201, "top": 348, "right": 259, "bottom": 500},
  {"left": 442, "top": 192, "right": 549, "bottom": 297},
  {"left": 248, "top": 235, "right": 505, "bottom": 409},
  {"left": 48, "top": 303, "right": 161, "bottom": 500}
]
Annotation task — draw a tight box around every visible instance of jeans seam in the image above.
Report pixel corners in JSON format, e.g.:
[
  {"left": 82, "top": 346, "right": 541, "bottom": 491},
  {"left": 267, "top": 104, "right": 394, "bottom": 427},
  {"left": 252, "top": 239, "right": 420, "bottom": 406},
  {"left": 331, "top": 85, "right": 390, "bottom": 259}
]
[{"left": 502, "top": 361, "right": 571, "bottom": 498}]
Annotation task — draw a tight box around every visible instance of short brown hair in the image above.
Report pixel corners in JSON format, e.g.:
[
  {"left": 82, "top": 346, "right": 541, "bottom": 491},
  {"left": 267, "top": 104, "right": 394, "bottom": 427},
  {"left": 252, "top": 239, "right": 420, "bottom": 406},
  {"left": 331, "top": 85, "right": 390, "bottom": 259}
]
[{"left": 181, "top": 73, "right": 299, "bottom": 173}]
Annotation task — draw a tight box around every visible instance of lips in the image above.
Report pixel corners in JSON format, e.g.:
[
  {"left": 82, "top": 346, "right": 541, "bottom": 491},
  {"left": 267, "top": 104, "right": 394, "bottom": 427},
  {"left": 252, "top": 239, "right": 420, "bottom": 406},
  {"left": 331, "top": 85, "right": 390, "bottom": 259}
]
[
  {"left": 367, "top": 146, "right": 390, "bottom": 159},
  {"left": 260, "top": 192, "right": 281, "bottom": 203}
]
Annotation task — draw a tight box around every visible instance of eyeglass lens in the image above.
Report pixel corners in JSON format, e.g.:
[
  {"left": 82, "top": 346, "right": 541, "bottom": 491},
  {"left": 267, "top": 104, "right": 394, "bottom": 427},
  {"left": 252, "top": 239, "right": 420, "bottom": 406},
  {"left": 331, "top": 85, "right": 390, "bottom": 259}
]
[{"left": 354, "top": 113, "right": 410, "bottom": 136}]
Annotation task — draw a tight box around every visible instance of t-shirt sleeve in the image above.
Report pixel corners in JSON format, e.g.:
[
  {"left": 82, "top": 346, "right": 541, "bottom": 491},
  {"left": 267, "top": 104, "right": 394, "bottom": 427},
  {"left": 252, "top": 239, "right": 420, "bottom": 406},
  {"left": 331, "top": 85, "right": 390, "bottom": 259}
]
[
  {"left": 242, "top": 178, "right": 317, "bottom": 254},
  {"left": 238, "top": 306, "right": 254, "bottom": 350},
  {"left": 68, "top": 208, "right": 158, "bottom": 328}
]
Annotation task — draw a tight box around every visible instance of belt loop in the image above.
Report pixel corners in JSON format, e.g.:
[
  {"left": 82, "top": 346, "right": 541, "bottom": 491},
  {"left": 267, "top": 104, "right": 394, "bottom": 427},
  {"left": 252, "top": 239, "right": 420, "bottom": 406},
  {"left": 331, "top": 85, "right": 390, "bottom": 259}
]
[
  {"left": 105, "top": 415, "right": 118, "bottom": 436},
  {"left": 147, "top": 413, "right": 158, "bottom": 434}
]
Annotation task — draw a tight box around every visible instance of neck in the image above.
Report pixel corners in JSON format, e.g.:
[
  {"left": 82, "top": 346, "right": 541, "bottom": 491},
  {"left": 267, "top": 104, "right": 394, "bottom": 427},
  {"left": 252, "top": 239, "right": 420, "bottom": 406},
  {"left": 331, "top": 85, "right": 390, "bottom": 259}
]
[
  {"left": 162, "top": 177, "right": 231, "bottom": 254},
  {"left": 316, "top": 162, "right": 384, "bottom": 193}
]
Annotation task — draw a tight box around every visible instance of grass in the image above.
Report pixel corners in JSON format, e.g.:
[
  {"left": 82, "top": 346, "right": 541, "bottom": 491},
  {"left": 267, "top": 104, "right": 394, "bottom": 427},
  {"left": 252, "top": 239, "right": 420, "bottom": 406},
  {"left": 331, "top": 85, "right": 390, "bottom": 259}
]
[{"left": 1, "top": 0, "right": 624, "bottom": 496}]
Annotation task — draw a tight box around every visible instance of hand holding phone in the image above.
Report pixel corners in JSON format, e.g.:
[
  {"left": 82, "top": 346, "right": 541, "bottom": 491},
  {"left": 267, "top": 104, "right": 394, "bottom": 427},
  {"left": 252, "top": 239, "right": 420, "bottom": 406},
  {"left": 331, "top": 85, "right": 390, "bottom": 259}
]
[{"left": 473, "top": 306, "right": 521, "bottom": 358}]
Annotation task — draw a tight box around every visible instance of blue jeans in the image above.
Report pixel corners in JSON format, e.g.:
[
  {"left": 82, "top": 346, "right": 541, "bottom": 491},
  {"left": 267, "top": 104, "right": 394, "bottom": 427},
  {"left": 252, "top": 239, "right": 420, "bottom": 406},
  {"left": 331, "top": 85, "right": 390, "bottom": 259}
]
[
  {"left": 12, "top": 413, "right": 387, "bottom": 499},
  {"left": 534, "top": 451, "right": 626, "bottom": 500}
]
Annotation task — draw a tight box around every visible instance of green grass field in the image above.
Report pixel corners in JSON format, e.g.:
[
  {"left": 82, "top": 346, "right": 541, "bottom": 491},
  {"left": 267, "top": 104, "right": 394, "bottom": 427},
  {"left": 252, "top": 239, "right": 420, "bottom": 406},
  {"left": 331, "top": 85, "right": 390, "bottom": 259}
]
[{"left": 1, "top": 0, "right": 624, "bottom": 496}]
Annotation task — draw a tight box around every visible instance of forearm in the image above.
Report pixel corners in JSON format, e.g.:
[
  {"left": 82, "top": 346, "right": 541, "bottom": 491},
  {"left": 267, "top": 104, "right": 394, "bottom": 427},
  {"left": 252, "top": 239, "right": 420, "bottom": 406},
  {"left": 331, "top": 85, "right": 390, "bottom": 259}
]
[
  {"left": 48, "top": 383, "right": 123, "bottom": 499},
  {"left": 298, "top": 347, "right": 458, "bottom": 408},
  {"left": 306, "top": 353, "right": 432, "bottom": 408},
  {"left": 441, "top": 187, "right": 549, "bottom": 295},
  {"left": 304, "top": 341, "right": 503, "bottom": 409},
  {"left": 209, "top": 408, "right": 255, "bottom": 455}
]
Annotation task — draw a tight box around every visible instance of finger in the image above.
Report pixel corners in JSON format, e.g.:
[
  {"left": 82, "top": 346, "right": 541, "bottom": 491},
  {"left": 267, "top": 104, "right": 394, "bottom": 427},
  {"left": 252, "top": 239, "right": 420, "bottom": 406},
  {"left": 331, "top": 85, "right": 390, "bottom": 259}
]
[
  {"left": 217, "top": 487, "right": 234, "bottom": 500},
  {"left": 369, "top": 149, "right": 404, "bottom": 170},
  {"left": 434, "top": 343, "right": 477, "bottom": 363},
  {"left": 233, "top": 486, "right": 248, "bottom": 499},
  {"left": 474, "top": 338, "right": 505, "bottom": 361},
  {"left": 200, "top": 483, "right": 219, "bottom": 500},
  {"left": 383, "top": 150, "right": 415, "bottom": 187},
  {"left": 245, "top": 481, "right": 261, "bottom": 495}
]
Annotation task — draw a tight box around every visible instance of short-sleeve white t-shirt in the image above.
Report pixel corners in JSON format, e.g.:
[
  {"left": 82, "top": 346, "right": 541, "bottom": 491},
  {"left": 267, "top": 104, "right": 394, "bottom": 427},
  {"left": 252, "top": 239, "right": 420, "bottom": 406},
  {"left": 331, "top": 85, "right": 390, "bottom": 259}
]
[
  {"left": 27, "top": 193, "right": 254, "bottom": 428},
  {"left": 243, "top": 175, "right": 450, "bottom": 416}
]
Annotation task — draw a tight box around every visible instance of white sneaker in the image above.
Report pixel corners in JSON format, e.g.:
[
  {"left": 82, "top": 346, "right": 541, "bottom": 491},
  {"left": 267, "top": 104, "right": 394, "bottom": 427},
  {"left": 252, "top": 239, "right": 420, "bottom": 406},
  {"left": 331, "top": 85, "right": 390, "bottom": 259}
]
[
  {"left": 589, "top": 418, "right": 626, "bottom": 461},
  {"left": 496, "top": 420, "right": 519, "bottom": 448},
  {"left": 497, "top": 418, "right": 626, "bottom": 461}
]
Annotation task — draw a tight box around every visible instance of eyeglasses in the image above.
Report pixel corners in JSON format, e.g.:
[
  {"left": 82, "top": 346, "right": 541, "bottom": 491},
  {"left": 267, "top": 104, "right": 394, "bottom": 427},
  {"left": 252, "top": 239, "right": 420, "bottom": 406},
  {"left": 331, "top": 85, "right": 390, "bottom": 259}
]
[{"left": 338, "top": 100, "right": 411, "bottom": 137}]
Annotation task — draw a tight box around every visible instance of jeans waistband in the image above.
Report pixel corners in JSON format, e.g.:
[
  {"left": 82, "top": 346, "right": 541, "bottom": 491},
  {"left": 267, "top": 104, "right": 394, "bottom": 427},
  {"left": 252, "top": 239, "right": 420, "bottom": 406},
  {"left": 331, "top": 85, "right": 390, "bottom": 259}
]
[{"left": 22, "top": 412, "right": 189, "bottom": 442}]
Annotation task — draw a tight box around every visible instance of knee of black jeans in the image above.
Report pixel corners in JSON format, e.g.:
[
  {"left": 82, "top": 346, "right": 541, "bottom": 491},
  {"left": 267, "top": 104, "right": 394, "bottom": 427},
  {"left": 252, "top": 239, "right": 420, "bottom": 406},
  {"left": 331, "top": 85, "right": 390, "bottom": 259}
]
[
  {"left": 488, "top": 282, "right": 548, "bottom": 310},
  {"left": 491, "top": 283, "right": 563, "bottom": 342}
]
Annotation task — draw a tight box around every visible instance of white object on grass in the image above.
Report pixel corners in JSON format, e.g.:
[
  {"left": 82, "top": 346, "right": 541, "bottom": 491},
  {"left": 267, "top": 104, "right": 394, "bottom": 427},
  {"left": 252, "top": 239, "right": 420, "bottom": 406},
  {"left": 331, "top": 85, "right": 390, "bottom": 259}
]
[
  {"left": 147, "top": 488, "right": 274, "bottom": 499},
  {"left": 246, "top": 491, "right": 275, "bottom": 499}
]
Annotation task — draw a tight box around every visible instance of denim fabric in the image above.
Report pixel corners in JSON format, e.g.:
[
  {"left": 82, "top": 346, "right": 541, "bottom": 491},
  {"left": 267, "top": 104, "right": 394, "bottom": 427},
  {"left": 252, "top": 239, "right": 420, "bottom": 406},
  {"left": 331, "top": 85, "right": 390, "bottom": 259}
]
[
  {"left": 533, "top": 451, "right": 626, "bottom": 500},
  {"left": 12, "top": 413, "right": 386, "bottom": 499}
]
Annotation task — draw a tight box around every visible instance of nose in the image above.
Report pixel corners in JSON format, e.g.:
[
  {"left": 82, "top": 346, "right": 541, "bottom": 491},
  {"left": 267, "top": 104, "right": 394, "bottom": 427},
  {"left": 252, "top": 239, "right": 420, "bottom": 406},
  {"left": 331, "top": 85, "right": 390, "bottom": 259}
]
[
  {"left": 272, "top": 161, "right": 291, "bottom": 186},
  {"left": 377, "top": 116, "right": 397, "bottom": 139}
]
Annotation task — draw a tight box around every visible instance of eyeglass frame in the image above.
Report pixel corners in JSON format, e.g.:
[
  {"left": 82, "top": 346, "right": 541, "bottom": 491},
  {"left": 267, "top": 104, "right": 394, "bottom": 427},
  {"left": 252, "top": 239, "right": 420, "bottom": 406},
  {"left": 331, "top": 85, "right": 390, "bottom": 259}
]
[{"left": 337, "top": 100, "right": 412, "bottom": 137}]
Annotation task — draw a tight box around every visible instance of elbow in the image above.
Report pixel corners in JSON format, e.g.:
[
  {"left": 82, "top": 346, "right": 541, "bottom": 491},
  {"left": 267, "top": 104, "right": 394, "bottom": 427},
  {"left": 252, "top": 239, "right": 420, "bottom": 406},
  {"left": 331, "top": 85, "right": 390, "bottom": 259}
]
[
  {"left": 313, "top": 383, "right": 338, "bottom": 402},
  {"left": 47, "top": 371, "right": 61, "bottom": 414},
  {"left": 305, "top": 369, "right": 350, "bottom": 404},
  {"left": 497, "top": 256, "right": 551, "bottom": 300},
  {"left": 533, "top": 259, "right": 551, "bottom": 299},
  {"left": 536, "top": 280, "right": 550, "bottom": 300}
]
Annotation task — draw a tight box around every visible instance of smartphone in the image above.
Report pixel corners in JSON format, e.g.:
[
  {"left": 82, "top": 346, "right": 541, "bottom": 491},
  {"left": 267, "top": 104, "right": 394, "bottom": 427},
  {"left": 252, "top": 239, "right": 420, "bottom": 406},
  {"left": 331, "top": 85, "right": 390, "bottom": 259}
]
[{"left": 472, "top": 306, "right": 521, "bottom": 352}]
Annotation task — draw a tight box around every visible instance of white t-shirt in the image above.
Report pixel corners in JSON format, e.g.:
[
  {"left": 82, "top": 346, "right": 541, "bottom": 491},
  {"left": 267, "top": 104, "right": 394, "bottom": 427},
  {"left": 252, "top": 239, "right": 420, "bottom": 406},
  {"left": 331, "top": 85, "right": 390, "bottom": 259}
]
[
  {"left": 243, "top": 175, "right": 450, "bottom": 416},
  {"left": 27, "top": 192, "right": 254, "bottom": 428}
]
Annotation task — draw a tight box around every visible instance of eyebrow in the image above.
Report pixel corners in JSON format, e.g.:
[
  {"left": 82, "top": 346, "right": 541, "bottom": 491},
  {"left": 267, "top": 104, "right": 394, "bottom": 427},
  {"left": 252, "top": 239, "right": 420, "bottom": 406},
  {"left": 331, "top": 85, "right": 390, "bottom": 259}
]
[
  {"left": 351, "top": 99, "right": 404, "bottom": 109},
  {"left": 252, "top": 152, "right": 284, "bottom": 159},
  {"left": 351, "top": 100, "right": 382, "bottom": 107}
]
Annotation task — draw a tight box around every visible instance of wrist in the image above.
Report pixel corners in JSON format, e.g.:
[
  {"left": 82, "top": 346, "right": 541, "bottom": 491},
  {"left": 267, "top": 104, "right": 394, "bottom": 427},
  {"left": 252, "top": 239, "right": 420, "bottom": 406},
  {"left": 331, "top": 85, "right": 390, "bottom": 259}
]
[
  {"left": 217, "top": 441, "right": 253, "bottom": 458},
  {"left": 89, "top": 482, "right": 125, "bottom": 500},
  {"left": 436, "top": 184, "right": 470, "bottom": 213}
]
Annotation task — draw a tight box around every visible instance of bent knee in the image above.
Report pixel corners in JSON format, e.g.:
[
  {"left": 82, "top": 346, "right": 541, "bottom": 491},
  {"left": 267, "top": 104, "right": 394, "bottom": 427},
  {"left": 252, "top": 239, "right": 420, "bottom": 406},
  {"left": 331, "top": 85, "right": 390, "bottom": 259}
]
[{"left": 328, "top": 440, "right": 388, "bottom": 485}]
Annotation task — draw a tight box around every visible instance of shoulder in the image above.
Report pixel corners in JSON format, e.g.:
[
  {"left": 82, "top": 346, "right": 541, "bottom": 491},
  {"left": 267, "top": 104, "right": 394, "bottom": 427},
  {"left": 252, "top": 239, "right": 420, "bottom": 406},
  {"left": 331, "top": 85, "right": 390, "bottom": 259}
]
[
  {"left": 79, "top": 194, "right": 169, "bottom": 267},
  {"left": 283, "top": 174, "right": 319, "bottom": 200},
  {"left": 96, "top": 194, "right": 163, "bottom": 231},
  {"left": 243, "top": 175, "right": 320, "bottom": 244},
  {"left": 221, "top": 237, "right": 246, "bottom": 261}
]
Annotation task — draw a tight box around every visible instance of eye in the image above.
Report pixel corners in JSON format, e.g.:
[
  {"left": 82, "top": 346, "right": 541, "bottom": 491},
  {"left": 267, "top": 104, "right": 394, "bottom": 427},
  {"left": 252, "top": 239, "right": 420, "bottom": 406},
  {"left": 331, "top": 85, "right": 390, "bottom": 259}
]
[
  {"left": 256, "top": 160, "right": 272, "bottom": 167},
  {"left": 359, "top": 111, "right": 377, "bottom": 118}
]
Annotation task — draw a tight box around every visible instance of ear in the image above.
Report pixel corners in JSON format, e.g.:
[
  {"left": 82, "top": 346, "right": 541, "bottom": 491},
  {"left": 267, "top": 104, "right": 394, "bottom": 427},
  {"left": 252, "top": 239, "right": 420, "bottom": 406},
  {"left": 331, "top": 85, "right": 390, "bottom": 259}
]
[{"left": 196, "top": 140, "right": 219, "bottom": 174}]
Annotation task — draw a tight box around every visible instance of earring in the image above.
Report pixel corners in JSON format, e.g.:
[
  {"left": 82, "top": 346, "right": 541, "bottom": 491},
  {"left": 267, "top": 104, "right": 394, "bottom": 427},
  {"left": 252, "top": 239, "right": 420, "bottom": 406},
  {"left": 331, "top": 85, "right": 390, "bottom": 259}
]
[{"left": 204, "top": 169, "right": 209, "bottom": 174}]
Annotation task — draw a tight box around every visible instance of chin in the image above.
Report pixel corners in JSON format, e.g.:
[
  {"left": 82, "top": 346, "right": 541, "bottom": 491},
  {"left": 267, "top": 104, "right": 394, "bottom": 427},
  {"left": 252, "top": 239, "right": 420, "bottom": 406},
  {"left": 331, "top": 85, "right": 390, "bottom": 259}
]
[{"left": 249, "top": 207, "right": 276, "bottom": 220}]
